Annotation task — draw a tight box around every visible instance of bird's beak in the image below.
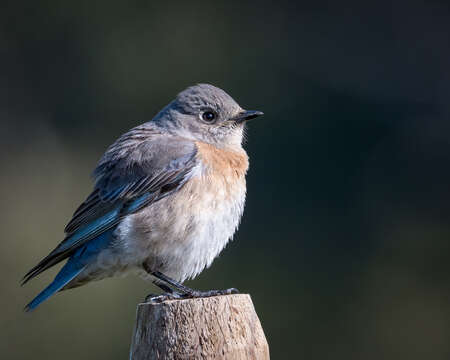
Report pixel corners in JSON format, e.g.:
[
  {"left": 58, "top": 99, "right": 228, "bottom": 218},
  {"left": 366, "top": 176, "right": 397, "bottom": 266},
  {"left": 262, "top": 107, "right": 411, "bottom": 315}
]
[{"left": 232, "top": 110, "right": 264, "bottom": 124}]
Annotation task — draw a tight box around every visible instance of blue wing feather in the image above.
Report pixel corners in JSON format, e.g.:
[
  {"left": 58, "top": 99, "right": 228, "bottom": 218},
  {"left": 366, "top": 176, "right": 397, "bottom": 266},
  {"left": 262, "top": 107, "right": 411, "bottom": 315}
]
[{"left": 22, "top": 127, "right": 197, "bottom": 286}]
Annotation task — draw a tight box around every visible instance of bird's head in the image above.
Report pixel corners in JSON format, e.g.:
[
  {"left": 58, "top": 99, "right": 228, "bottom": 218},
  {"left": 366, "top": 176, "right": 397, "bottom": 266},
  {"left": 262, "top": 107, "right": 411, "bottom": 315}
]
[{"left": 154, "top": 84, "right": 263, "bottom": 149}]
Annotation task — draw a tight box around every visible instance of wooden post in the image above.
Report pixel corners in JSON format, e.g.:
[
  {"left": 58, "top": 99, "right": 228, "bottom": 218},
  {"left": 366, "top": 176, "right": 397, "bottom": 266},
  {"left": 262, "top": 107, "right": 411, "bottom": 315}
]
[{"left": 129, "top": 294, "right": 269, "bottom": 359}]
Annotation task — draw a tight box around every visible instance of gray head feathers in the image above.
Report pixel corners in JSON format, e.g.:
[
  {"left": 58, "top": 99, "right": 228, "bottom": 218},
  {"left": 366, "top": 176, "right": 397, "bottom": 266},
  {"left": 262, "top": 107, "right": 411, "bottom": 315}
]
[
  {"left": 153, "top": 84, "right": 247, "bottom": 148},
  {"left": 175, "top": 83, "right": 242, "bottom": 118}
]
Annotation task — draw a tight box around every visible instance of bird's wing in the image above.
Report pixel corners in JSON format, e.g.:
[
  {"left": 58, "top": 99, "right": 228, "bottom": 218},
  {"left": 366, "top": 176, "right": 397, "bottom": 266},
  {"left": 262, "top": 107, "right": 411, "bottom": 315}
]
[{"left": 22, "top": 125, "right": 198, "bottom": 284}]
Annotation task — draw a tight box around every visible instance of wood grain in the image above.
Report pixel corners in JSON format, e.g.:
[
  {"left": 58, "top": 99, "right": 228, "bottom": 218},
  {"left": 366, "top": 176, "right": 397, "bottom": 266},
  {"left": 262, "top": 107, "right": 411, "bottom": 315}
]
[{"left": 130, "top": 294, "right": 269, "bottom": 359}]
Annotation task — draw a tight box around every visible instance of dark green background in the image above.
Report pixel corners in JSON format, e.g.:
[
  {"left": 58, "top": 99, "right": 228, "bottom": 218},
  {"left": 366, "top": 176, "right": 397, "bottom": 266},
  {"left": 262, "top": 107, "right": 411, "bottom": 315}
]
[{"left": 2, "top": 1, "right": 450, "bottom": 359}]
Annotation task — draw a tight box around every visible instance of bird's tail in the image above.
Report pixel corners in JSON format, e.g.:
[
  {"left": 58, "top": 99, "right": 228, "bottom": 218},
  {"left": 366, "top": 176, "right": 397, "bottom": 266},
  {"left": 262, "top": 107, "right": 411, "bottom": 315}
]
[
  {"left": 24, "top": 259, "right": 85, "bottom": 312},
  {"left": 23, "top": 228, "right": 114, "bottom": 312}
]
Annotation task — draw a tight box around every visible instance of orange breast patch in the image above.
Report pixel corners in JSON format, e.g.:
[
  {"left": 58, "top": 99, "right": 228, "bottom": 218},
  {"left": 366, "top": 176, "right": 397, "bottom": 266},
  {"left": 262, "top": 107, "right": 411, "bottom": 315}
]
[{"left": 195, "top": 141, "right": 249, "bottom": 180}]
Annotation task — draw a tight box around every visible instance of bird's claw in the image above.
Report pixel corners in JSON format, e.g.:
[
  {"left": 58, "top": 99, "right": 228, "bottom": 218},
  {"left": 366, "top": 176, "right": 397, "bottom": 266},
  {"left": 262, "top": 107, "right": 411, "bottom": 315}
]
[
  {"left": 188, "top": 287, "right": 239, "bottom": 298},
  {"left": 144, "top": 288, "right": 239, "bottom": 303},
  {"left": 144, "top": 292, "right": 184, "bottom": 303}
]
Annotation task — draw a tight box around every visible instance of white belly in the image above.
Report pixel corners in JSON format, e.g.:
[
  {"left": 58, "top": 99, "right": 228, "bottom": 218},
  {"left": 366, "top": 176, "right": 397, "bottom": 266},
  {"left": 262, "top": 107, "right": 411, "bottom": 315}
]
[{"left": 114, "top": 163, "right": 247, "bottom": 282}]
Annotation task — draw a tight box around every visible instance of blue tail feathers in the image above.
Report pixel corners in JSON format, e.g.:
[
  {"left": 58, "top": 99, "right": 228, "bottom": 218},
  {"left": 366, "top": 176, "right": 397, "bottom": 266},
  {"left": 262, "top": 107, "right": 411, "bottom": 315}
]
[
  {"left": 24, "top": 261, "right": 85, "bottom": 312},
  {"left": 24, "top": 229, "right": 114, "bottom": 312}
]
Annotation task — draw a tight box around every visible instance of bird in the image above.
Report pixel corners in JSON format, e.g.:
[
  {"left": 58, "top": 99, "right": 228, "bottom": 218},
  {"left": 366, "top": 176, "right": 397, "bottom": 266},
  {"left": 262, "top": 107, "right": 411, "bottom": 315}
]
[{"left": 22, "top": 83, "right": 263, "bottom": 311}]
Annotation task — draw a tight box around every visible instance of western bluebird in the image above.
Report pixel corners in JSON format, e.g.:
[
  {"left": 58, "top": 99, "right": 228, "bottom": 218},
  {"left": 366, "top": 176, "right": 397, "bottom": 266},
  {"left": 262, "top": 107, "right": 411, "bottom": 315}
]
[{"left": 22, "top": 84, "right": 263, "bottom": 311}]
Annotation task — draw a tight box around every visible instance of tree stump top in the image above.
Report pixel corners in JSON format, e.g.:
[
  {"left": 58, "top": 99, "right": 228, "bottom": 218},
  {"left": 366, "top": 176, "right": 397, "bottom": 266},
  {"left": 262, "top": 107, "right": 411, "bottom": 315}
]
[{"left": 130, "top": 294, "right": 269, "bottom": 359}]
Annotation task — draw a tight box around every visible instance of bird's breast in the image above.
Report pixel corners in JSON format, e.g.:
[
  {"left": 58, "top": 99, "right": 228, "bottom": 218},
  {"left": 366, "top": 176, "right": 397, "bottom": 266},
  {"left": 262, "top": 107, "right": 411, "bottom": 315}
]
[
  {"left": 188, "top": 141, "right": 248, "bottom": 221},
  {"left": 161, "top": 143, "right": 248, "bottom": 280},
  {"left": 194, "top": 141, "right": 249, "bottom": 182}
]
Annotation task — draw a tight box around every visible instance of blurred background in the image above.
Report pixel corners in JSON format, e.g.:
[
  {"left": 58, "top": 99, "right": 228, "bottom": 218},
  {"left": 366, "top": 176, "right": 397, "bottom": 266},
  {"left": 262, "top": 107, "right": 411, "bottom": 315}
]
[{"left": 2, "top": 0, "right": 450, "bottom": 359}]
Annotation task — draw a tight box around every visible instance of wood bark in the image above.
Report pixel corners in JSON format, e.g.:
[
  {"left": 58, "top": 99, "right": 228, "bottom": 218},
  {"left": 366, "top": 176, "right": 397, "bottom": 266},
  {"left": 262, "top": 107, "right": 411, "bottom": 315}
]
[{"left": 130, "top": 294, "right": 269, "bottom": 359}]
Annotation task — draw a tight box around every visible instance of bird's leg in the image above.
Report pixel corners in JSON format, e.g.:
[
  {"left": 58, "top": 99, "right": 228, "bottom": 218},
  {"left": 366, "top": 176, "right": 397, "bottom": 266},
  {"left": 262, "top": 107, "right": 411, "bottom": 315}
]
[
  {"left": 142, "top": 263, "right": 186, "bottom": 303},
  {"left": 154, "top": 282, "right": 173, "bottom": 294},
  {"left": 143, "top": 262, "right": 239, "bottom": 302},
  {"left": 144, "top": 280, "right": 186, "bottom": 303},
  {"left": 151, "top": 271, "right": 239, "bottom": 299}
]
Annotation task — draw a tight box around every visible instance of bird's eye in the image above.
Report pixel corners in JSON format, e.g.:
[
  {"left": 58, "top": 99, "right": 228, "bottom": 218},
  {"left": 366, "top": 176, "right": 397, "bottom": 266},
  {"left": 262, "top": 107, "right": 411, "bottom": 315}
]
[{"left": 201, "top": 111, "right": 216, "bottom": 123}]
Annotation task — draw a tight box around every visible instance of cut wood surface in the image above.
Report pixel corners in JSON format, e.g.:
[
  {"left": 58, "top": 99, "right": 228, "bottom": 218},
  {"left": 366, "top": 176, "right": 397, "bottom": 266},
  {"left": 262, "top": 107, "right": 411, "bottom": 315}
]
[{"left": 130, "top": 293, "right": 269, "bottom": 359}]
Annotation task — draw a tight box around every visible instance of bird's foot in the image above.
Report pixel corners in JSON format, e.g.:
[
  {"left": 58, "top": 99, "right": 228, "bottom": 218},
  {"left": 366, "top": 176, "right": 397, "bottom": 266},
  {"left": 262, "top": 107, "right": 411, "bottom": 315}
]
[
  {"left": 144, "top": 288, "right": 239, "bottom": 303},
  {"left": 144, "top": 291, "right": 185, "bottom": 304},
  {"left": 186, "top": 287, "right": 239, "bottom": 298}
]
